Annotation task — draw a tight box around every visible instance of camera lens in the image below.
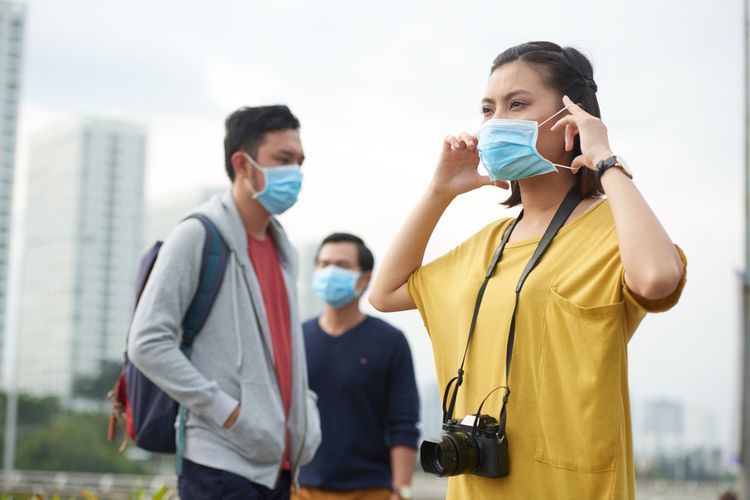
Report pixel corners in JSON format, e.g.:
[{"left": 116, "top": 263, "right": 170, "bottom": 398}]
[
  {"left": 420, "top": 430, "right": 480, "bottom": 477},
  {"left": 436, "top": 432, "right": 478, "bottom": 476},
  {"left": 433, "top": 445, "right": 445, "bottom": 472},
  {"left": 420, "top": 440, "right": 443, "bottom": 475}
]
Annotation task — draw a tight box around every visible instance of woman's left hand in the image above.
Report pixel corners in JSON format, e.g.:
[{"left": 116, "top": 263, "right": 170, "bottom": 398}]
[{"left": 550, "top": 95, "right": 614, "bottom": 173}]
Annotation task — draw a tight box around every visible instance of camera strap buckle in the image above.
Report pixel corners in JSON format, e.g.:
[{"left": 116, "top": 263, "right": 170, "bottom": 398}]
[{"left": 442, "top": 370, "right": 464, "bottom": 423}]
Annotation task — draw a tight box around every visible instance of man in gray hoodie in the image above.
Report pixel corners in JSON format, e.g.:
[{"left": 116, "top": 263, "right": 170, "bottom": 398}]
[{"left": 128, "top": 105, "right": 321, "bottom": 500}]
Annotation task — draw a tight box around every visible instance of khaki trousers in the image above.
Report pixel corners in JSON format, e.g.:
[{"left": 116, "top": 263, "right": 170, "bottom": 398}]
[{"left": 293, "top": 487, "right": 391, "bottom": 500}]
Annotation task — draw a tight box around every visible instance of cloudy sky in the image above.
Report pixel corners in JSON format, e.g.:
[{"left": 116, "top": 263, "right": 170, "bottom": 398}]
[{"left": 10, "top": 0, "right": 744, "bottom": 453}]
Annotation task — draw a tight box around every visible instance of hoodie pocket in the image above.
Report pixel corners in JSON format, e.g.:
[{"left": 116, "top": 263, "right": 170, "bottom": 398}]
[
  {"left": 224, "top": 382, "right": 284, "bottom": 464},
  {"left": 298, "top": 391, "right": 322, "bottom": 466}
]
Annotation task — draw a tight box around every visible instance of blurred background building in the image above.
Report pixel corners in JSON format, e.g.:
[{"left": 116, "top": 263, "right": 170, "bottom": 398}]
[
  {"left": 145, "top": 186, "right": 224, "bottom": 243},
  {"left": 0, "top": 0, "right": 26, "bottom": 379},
  {"left": 17, "top": 119, "right": 145, "bottom": 398}
]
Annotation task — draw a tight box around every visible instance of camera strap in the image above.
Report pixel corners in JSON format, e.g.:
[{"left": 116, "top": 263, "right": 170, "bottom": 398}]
[{"left": 442, "top": 185, "right": 583, "bottom": 439}]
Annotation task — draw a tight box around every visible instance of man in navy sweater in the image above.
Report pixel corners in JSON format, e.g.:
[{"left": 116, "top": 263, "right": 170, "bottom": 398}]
[{"left": 295, "top": 233, "right": 420, "bottom": 500}]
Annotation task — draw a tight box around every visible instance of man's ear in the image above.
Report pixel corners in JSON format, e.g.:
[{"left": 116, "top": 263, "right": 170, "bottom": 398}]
[
  {"left": 231, "top": 151, "right": 250, "bottom": 180},
  {"left": 358, "top": 271, "right": 373, "bottom": 291}
]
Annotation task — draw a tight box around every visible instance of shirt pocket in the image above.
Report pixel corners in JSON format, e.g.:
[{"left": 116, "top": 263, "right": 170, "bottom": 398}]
[{"left": 535, "top": 288, "right": 625, "bottom": 473}]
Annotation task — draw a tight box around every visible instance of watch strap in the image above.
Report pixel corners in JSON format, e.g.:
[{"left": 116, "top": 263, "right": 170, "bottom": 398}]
[
  {"left": 595, "top": 155, "right": 617, "bottom": 179},
  {"left": 595, "top": 155, "right": 631, "bottom": 180}
]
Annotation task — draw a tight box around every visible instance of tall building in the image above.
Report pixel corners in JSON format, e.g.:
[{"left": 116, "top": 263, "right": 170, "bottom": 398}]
[
  {"left": 0, "top": 1, "right": 26, "bottom": 379},
  {"left": 144, "top": 186, "right": 226, "bottom": 244},
  {"left": 18, "top": 119, "right": 146, "bottom": 398}
]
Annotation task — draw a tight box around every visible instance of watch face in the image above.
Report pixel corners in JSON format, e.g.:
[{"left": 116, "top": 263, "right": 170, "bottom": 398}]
[
  {"left": 615, "top": 156, "right": 632, "bottom": 177},
  {"left": 398, "top": 486, "right": 414, "bottom": 498}
]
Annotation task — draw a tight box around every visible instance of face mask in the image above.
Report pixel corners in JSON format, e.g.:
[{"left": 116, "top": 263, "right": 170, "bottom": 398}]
[
  {"left": 476, "top": 104, "right": 576, "bottom": 181},
  {"left": 243, "top": 153, "right": 303, "bottom": 215},
  {"left": 313, "top": 265, "right": 362, "bottom": 309}
]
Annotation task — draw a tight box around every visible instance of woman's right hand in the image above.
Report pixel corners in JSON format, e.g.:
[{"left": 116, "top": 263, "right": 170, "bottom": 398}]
[
  {"left": 430, "top": 133, "right": 509, "bottom": 198},
  {"left": 370, "top": 133, "right": 509, "bottom": 313}
]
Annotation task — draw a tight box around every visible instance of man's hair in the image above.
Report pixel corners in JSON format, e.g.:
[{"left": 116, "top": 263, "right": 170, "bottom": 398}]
[
  {"left": 316, "top": 233, "right": 375, "bottom": 273},
  {"left": 223, "top": 105, "right": 300, "bottom": 181}
]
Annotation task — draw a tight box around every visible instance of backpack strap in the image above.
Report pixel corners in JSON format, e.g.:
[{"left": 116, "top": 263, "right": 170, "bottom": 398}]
[
  {"left": 176, "top": 213, "right": 230, "bottom": 475},
  {"left": 180, "top": 213, "right": 230, "bottom": 355},
  {"left": 134, "top": 242, "right": 163, "bottom": 307}
]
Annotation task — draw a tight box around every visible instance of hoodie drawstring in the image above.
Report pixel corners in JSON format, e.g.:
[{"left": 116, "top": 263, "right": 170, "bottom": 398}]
[{"left": 230, "top": 253, "right": 243, "bottom": 370}]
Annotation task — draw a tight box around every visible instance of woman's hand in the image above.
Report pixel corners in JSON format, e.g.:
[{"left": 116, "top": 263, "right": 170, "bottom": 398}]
[
  {"left": 551, "top": 97, "right": 685, "bottom": 301},
  {"left": 369, "top": 133, "right": 509, "bottom": 313},
  {"left": 550, "top": 95, "right": 614, "bottom": 173},
  {"left": 430, "top": 133, "right": 509, "bottom": 198}
]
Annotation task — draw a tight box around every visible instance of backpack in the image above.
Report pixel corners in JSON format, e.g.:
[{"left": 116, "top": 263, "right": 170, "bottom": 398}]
[{"left": 107, "top": 214, "right": 229, "bottom": 467}]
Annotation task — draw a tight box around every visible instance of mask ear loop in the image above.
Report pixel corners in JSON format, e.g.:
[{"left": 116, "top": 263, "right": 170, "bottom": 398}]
[
  {"left": 354, "top": 272, "right": 366, "bottom": 298},
  {"left": 552, "top": 164, "right": 575, "bottom": 171},
  {"left": 242, "top": 153, "right": 268, "bottom": 197},
  {"left": 537, "top": 103, "right": 580, "bottom": 172}
]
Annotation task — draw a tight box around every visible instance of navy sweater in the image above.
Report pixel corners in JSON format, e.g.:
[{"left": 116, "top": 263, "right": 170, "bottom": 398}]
[{"left": 299, "top": 316, "right": 420, "bottom": 491}]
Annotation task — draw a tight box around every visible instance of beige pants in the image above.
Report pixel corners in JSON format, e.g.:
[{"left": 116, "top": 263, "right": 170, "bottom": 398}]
[{"left": 293, "top": 487, "right": 391, "bottom": 500}]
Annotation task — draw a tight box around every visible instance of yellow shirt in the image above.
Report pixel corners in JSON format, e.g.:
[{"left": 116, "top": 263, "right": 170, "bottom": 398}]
[{"left": 408, "top": 199, "right": 687, "bottom": 500}]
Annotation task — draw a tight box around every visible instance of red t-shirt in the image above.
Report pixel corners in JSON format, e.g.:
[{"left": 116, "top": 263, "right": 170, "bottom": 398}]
[{"left": 247, "top": 233, "right": 292, "bottom": 469}]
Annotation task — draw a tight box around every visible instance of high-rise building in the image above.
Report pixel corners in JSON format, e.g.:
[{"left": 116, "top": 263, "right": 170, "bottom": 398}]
[
  {"left": 144, "top": 186, "right": 226, "bottom": 244},
  {"left": 0, "top": 1, "right": 26, "bottom": 378},
  {"left": 18, "top": 119, "right": 146, "bottom": 398}
]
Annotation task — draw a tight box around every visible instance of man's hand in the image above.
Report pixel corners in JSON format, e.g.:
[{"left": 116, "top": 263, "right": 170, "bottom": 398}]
[
  {"left": 390, "top": 446, "right": 416, "bottom": 499},
  {"left": 223, "top": 404, "right": 241, "bottom": 429}
]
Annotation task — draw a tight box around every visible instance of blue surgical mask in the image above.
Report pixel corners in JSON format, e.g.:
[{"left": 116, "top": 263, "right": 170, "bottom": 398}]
[
  {"left": 313, "top": 266, "right": 362, "bottom": 309},
  {"left": 243, "top": 153, "right": 303, "bottom": 215},
  {"left": 477, "top": 105, "right": 575, "bottom": 181}
]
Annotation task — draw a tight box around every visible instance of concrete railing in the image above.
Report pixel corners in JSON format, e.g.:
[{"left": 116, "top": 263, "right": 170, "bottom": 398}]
[
  {"left": 0, "top": 470, "right": 448, "bottom": 499},
  {"left": 0, "top": 470, "right": 737, "bottom": 499}
]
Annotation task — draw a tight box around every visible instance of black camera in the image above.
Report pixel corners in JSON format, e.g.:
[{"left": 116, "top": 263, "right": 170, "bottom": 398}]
[{"left": 420, "top": 414, "right": 509, "bottom": 478}]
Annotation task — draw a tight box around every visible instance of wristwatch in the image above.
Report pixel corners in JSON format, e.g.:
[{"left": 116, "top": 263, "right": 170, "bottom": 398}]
[
  {"left": 393, "top": 485, "right": 414, "bottom": 499},
  {"left": 595, "top": 155, "right": 632, "bottom": 180}
]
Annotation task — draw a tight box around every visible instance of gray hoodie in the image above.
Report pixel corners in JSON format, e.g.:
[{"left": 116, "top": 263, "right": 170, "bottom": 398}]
[{"left": 127, "top": 190, "right": 321, "bottom": 489}]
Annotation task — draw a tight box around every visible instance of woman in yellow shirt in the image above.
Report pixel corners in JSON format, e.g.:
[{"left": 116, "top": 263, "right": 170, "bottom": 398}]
[{"left": 369, "top": 41, "right": 687, "bottom": 500}]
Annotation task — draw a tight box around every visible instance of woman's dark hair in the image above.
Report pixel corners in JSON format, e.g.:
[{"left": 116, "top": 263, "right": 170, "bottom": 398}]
[
  {"left": 223, "top": 105, "right": 300, "bottom": 181},
  {"left": 490, "top": 41, "right": 604, "bottom": 207},
  {"left": 316, "top": 232, "right": 375, "bottom": 272}
]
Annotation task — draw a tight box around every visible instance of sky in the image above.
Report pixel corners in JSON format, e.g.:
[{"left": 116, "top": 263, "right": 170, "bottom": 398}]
[{"left": 8, "top": 0, "right": 744, "bottom": 454}]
